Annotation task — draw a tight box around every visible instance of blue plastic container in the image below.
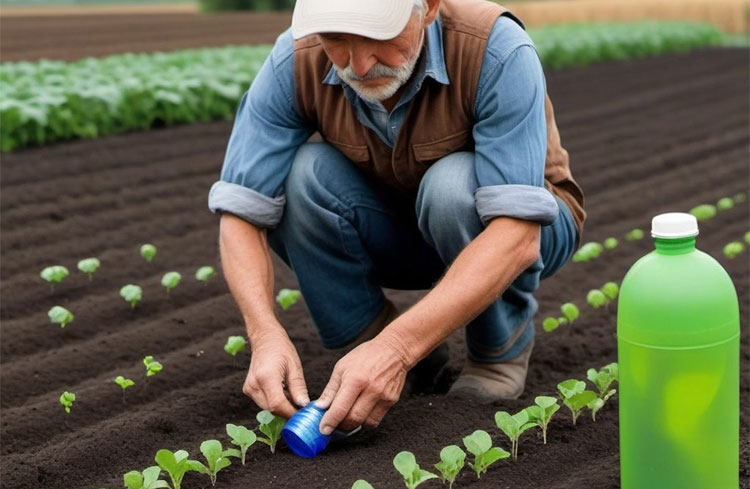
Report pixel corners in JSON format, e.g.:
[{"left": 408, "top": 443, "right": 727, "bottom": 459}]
[{"left": 281, "top": 402, "right": 361, "bottom": 458}]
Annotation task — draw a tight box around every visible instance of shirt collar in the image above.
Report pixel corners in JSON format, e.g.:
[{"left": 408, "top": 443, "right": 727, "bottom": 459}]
[{"left": 322, "top": 13, "right": 450, "bottom": 87}]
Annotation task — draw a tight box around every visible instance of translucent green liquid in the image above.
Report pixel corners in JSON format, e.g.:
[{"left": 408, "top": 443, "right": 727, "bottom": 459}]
[
  {"left": 617, "top": 236, "right": 739, "bottom": 489},
  {"left": 618, "top": 336, "right": 739, "bottom": 488}
]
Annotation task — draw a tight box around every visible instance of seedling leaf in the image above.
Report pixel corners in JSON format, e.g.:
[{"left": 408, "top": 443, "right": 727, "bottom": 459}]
[
  {"left": 689, "top": 204, "right": 717, "bottom": 221},
  {"left": 276, "top": 288, "right": 302, "bottom": 310},
  {"left": 542, "top": 317, "right": 559, "bottom": 332},
  {"left": 560, "top": 302, "right": 579, "bottom": 323},
  {"left": 603, "top": 237, "right": 618, "bottom": 250},
  {"left": 48, "top": 305, "right": 74, "bottom": 328},
  {"left": 114, "top": 376, "right": 135, "bottom": 391},
  {"left": 716, "top": 197, "right": 734, "bottom": 210},
  {"left": 256, "top": 409, "right": 285, "bottom": 453},
  {"left": 393, "top": 451, "right": 438, "bottom": 489},
  {"left": 41, "top": 265, "right": 69, "bottom": 290},
  {"left": 143, "top": 355, "right": 163, "bottom": 377},
  {"left": 226, "top": 423, "right": 257, "bottom": 465},
  {"left": 195, "top": 266, "right": 216, "bottom": 282},
  {"left": 352, "top": 481, "right": 374, "bottom": 489},
  {"left": 601, "top": 282, "right": 619, "bottom": 301},
  {"left": 224, "top": 336, "right": 246, "bottom": 356},
  {"left": 155, "top": 449, "right": 202, "bottom": 489},
  {"left": 433, "top": 444, "right": 465, "bottom": 488},
  {"left": 120, "top": 284, "right": 143, "bottom": 309},
  {"left": 140, "top": 244, "right": 157, "bottom": 263},
  {"left": 625, "top": 228, "right": 644, "bottom": 241},
  {"left": 77, "top": 257, "right": 100, "bottom": 280},
  {"left": 60, "top": 391, "right": 75, "bottom": 414},
  {"left": 196, "top": 440, "right": 235, "bottom": 486},
  {"left": 723, "top": 241, "right": 745, "bottom": 259},
  {"left": 161, "top": 272, "right": 181, "bottom": 293},
  {"left": 587, "top": 289, "right": 608, "bottom": 309},
  {"left": 462, "top": 430, "right": 508, "bottom": 477}
]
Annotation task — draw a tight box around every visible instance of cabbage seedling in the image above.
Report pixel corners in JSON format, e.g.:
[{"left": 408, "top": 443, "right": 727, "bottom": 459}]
[
  {"left": 716, "top": 197, "right": 734, "bottom": 210},
  {"left": 144, "top": 356, "right": 163, "bottom": 377},
  {"left": 524, "top": 396, "right": 561, "bottom": 444},
  {"left": 114, "top": 376, "right": 135, "bottom": 391},
  {"left": 557, "top": 379, "right": 597, "bottom": 426},
  {"left": 77, "top": 257, "right": 100, "bottom": 280},
  {"left": 723, "top": 241, "right": 745, "bottom": 259},
  {"left": 352, "top": 481, "right": 374, "bottom": 489},
  {"left": 745, "top": 231, "right": 750, "bottom": 245},
  {"left": 542, "top": 317, "right": 559, "bottom": 333},
  {"left": 161, "top": 272, "right": 181, "bottom": 294},
  {"left": 586, "top": 363, "right": 618, "bottom": 421},
  {"left": 688, "top": 204, "right": 716, "bottom": 221},
  {"left": 154, "top": 449, "right": 204, "bottom": 489},
  {"left": 433, "top": 445, "right": 465, "bottom": 489},
  {"left": 195, "top": 266, "right": 216, "bottom": 282},
  {"left": 224, "top": 336, "right": 246, "bottom": 356},
  {"left": 60, "top": 391, "right": 75, "bottom": 414},
  {"left": 194, "top": 440, "right": 240, "bottom": 486},
  {"left": 603, "top": 237, "right": 618, "bottom": 250},
  {"left": 572, "top": 241, "right": 603, "bottom": 262},
  {"left": 494, "top": 410, "right": 536, "bottom": 459},
  {"left": 226, "top": 423, "right": 256, "bottom": 465},
  {"left": 625, "top": 228, "right": 644, "bottom": 241},
  {"left": 48, "top": 305, "right": 74, "bottom": 328},
  {"left": 276, "top": 288, "right": 302, "bottom": 310},
  {"left": 734, "top": 192, "right": 747, "bottom": 203},
  {"left": 40, "top": 265, "right": 69, "bottom": 291},
  {"left": 586, "top": 289, "right": 608, "bottom": 309},
  {"left": 256, "top": 409, "right": 285, "bottom": 453},
  {"left": 560, "top": 302, "right": 579, "bottom": 324},
  {"left": 462, "top": 429, "right": 509, "bottom": 477},
  {"left": 123, "top": 466, "right": 169, "bottom": 489},
  {"left": 393, "top": 451, "right": 438, "bottom": 489},
  {"left": 121, "top": 284, "right": 143, "bottom": 309},
  {"left": 601, "top": 282, "right": 619, "bottom": 301},
  {"left": 140, "top": 244, "right": 157, "bottom": 263},
  {"left": 587, "top": 390, "right": 617, "bottom": 421}
]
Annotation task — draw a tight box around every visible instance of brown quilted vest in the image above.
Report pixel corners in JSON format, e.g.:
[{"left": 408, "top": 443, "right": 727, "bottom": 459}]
[{"left": 293, "top": 0, "right": 586, "bottom": 247}]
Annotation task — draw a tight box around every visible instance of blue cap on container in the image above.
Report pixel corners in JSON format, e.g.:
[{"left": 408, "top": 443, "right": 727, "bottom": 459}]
[{"left": 282, "top": 402, "right": 361, "bottom": 458}]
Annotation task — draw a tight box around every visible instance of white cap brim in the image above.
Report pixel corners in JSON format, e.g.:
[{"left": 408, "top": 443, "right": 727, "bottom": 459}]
[{"left": 291, "top": 0, "right": 414, "bottom": 40}]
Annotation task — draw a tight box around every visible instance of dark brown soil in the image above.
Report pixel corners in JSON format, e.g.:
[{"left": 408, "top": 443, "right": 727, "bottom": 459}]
[
  {"left": 1, "top": 47, "right": 748, "bottom": 489},
  {"left": 0, "top": 11, "right": 292, "bottom": 62}
]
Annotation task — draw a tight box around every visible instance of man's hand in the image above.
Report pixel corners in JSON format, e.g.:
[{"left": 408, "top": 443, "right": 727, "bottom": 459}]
[
  {"left": 243, "top": 329, "right": 310, "bottom": 419},
  {"left": 314, "top": 335, "right": 410, "bottom": 434}
]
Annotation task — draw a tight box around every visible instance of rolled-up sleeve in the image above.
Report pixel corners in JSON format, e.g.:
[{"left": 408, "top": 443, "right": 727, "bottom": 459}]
[
  {"left": 208, "top": 29, "right": 313, "bottom": 228},
  {"left": 473, "top": 18, "right": 558, "bottom": 227}
]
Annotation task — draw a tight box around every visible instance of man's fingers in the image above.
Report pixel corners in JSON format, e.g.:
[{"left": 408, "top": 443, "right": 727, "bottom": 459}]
[
  {"left": 363, "top": 399, "right": 392, "bottom": 430},
  {"left": 286, "top": 367, "right": 310, "bottom": 407},
  {"left": 314, "top": 368, "right": 342, "bottom": 410},
  {"left": 318, "top": 379, "right": 365, "bottom": 435},
  {"left": 258, "top": 371, "right": 297, "bottom": 419}
]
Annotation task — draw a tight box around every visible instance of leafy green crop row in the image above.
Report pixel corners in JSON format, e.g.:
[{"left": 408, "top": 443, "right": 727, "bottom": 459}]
[{"left": 1, "top": 21, "right": 726, "bottom": 151}]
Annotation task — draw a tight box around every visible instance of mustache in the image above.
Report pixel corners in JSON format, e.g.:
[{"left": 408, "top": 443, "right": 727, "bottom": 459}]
[{"left": 337, "top": 63, "right": 403, "bottom": 81}]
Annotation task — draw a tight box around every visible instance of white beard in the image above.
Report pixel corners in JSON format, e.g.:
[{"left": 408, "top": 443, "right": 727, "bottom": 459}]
[{"left": 334, "top": 29, "right": 425, "bottom": 104}]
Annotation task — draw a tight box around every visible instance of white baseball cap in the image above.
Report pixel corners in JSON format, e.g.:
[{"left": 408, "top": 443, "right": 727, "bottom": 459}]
[{"left": 291, "top": 0, "right": 415, "bottom": 40}]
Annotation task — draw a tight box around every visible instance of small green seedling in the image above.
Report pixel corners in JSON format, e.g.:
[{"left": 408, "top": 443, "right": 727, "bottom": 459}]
[
  {"left": 256, "top": 409, "right": 285, "bottom": 453},
  {"left": 60, "top": 391, "right": 75, "bottom": 414},
  {"left": 224, "top": 336, "right": 246, "bottom": 356},
  {"left": 560, "top": 302, "right": 579, "bottom": 324},
  {"left": 587, "top": 363, "right": 619, "bottom": 421},
  {"left": 41, "top": 265, "right": 69, "bottom": 291},
  {"left": 77, "top": 257, "right": 100, "bottom": 280},
  {"left": 226, "top": 423, "right": 257, "bottom": 465},
  {"left": 120, "top": 284, "right": 143, "bottom": 309},
  {"left": 144, "top": 355, "right": 163, "bottom": 377},
  {"left": 733, "top": 192, "right": 746, "bottom": 203},
  {"left": 123, "top": 466, "right": 169, "bottom": 489},
  {"left": 276, "top": 288, "right": 302, "bottom": 310},
  {"left": 557, "top": 317, "right": 568, "bottom": 326},
  {"left": 572, "top": 241, "right": 603, "bottom": 262},
  {"left": 745, "top": 231, "right": 750, "bottom": 245},
  {"left": 462, "top": 429, "right": 509, "bottom": 477},
  {"left": 352, "top": 481, "right": 374, "bottom": 489},
  {"left": 542, "top": 317, "right": 559, "bottom": 333},
  {"left": 494, "top": 410, "right": 536, "bottom": 460},
  {"left": 193, "top": 440, "right": 240, "bottom": 486},
  {"left": 154, "top": 449, "right": 203, "bottom": 489},
  {"left": 140, "top": 243, "right": 157, "bottom": 263},
  {"left": 48, "top": 305, "right": 74, "bottom": 328},
  {"left": 524, "top": 396, "right": 561, "bottom": 444},
  {"left": 393, "top": 451, "right": 438, "bottom": 489},
  {"left": 625, "top": 228, "right": 644, "bottom": 241},
  {"left": 716, "top": 197, "right": 734, "bottom": 210},
  {"left": 114, "top": 376, "right": 135, "bottom": 391},
  {"left": 723, "top": 241, "right": 745, "bottom": 259},
  {"left": 603, "top": 237, "right": 618, "bottom": 250},
  {"left": 433, "top": 445, "right": 465, "bottom": 489},
  {"left": 587, "top": 289, "right": 608, "bottom": 309},
  {"left": 688, "top": 204, "right": 717, "bottom": 221},
  {"left": 557, "top": 379, "right": 597, "bottom": 426},
  {"left": 161, "top": 271, "right": 181, "bottom": 294},
  {"left": 601, "top": 282, "right": 619, "bottom": 301},
  {"left": 195, "top": 266, "right": 216, "bottom": 282}
]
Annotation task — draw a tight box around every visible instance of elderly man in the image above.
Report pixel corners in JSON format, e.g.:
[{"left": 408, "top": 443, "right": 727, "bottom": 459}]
[{"left": 208, "top": 0, "right": 585, "bottom": 436}]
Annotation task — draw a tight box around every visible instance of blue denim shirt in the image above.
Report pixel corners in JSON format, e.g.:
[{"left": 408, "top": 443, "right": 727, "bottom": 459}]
[{"left": 208, "top": 14, "right": 558, "bottom": 228}]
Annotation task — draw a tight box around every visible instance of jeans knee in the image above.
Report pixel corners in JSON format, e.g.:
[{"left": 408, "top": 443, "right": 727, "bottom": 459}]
[
  {"left": 285, "top": 142, "right": 344, "bottom": 204},
  {"left": 416, "top": 152, "right": 480, "bottom": 244}
]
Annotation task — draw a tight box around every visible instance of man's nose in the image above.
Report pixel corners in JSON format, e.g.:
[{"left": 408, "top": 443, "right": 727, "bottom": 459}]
[{"left": 349, "top": 43, "right": 378, "bottom": 78}]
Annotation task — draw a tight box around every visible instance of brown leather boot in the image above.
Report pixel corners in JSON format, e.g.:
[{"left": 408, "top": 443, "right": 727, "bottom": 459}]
[{"left": 446, "top": 337, "right": 535, "bottom": 404}]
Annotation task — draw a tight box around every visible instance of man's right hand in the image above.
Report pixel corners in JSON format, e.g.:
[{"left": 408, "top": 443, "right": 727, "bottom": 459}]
[{"left": 243, "top": 329, "right": 310, "bottom": 419}]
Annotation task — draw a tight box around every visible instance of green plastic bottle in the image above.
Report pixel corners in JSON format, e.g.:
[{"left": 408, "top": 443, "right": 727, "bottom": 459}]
[{"left": 618, "top": 212, "right": 739, "bottom": 488}]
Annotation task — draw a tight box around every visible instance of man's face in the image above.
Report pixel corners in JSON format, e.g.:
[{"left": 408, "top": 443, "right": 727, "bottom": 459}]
[{"left": 317, "top": 5, "right": 432, "bottom": 104}]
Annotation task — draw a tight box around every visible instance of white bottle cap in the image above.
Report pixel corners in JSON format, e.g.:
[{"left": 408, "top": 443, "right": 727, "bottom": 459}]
[{"left": 651, "top": 212, "right": 699, "bottom": 238}]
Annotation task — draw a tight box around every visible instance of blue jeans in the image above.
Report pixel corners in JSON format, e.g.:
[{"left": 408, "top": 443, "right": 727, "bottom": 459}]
[{"left": 267, "top": 142, "right": 578, "bottom": 362}]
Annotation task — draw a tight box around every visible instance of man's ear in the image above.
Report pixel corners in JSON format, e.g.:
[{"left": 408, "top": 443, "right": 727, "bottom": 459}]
[{"left": 423, "top": 0, "right": 440, "bottom": 26}]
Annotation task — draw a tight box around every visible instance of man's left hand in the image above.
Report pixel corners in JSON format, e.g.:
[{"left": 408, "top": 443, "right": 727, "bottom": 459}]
[{"left": 314, "top": 335, "right": 410, "bottom": 434}]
